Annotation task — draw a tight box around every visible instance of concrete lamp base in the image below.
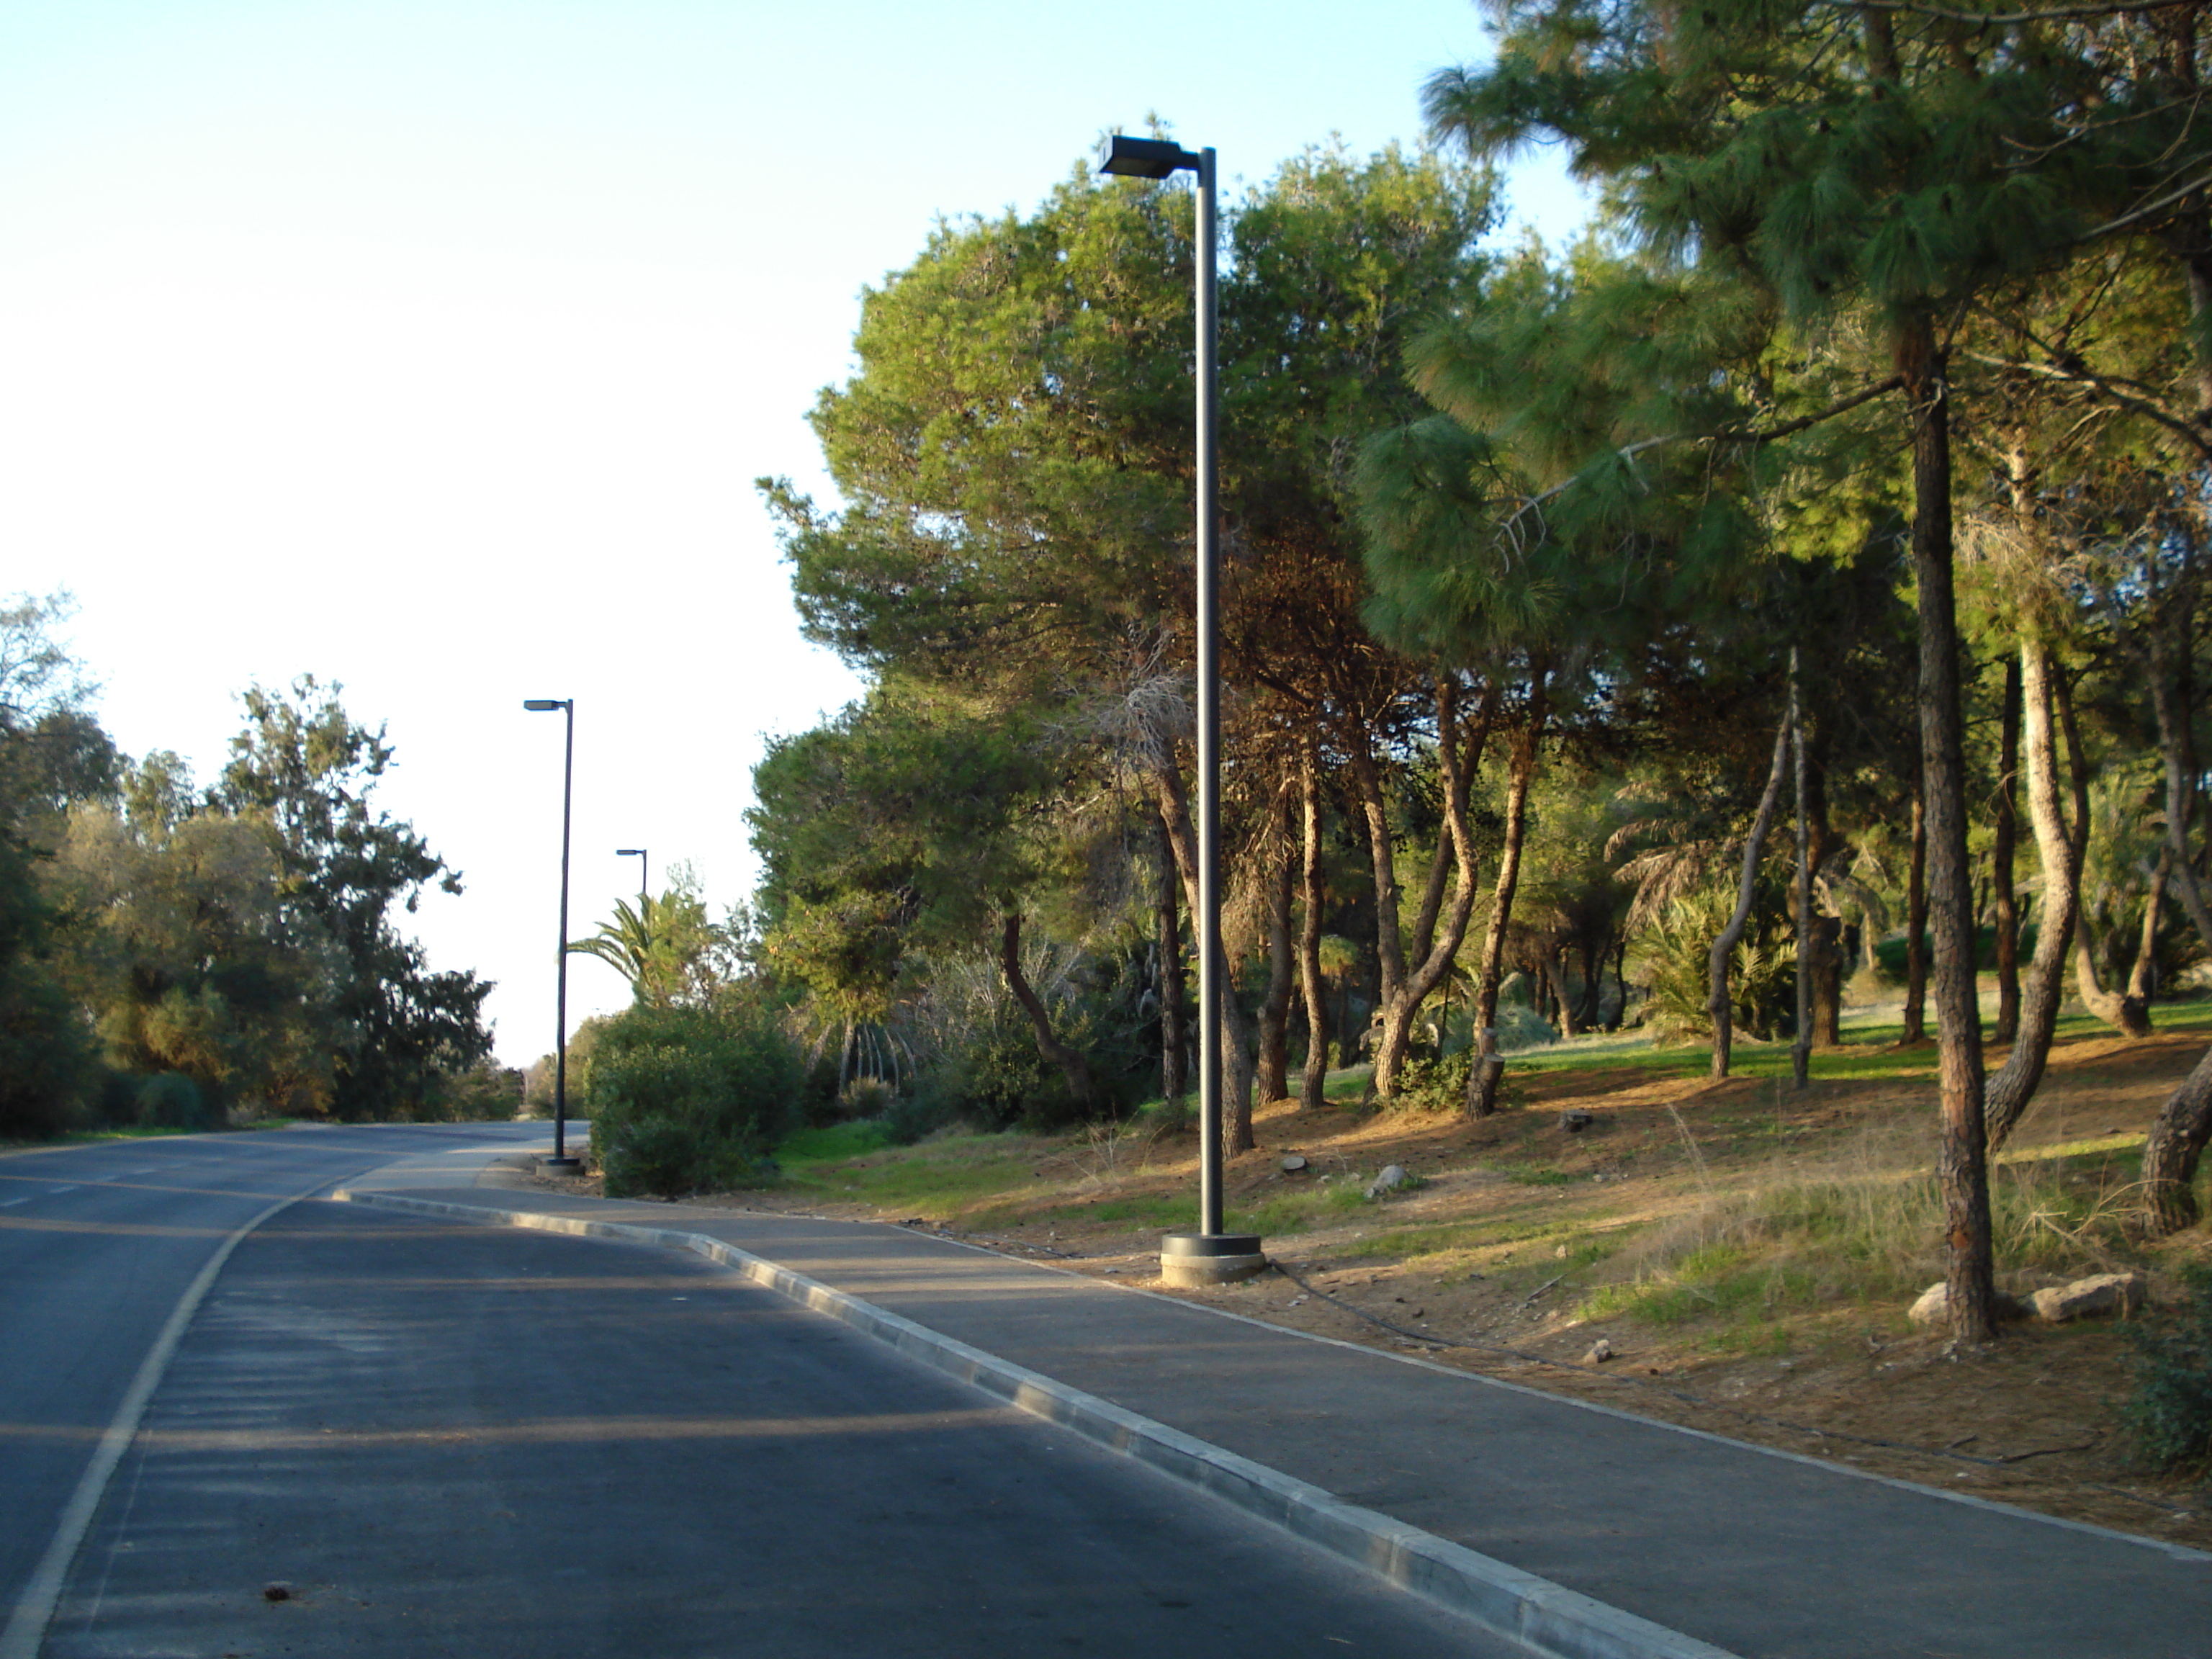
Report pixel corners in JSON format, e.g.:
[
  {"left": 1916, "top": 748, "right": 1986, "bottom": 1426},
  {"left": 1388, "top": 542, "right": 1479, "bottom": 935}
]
[
  {"left": 539, "top": 1156, "right": 584, "bottom": 1174},
  {"left": 1159, "top": 1232, "right": 1267, "bottom": 1287}
]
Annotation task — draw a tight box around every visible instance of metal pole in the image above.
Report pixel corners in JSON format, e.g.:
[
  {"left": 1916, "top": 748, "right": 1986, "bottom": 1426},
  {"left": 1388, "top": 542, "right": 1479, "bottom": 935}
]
[
  {"left": 639, "top": 851, "right": 648, "bottom": 904},
  {"left": 1195, "top": 146, "right": 1222, "bottom": 1239},
  {"left": 552, "top": 701, "right": 575, "bottom": 1166}
]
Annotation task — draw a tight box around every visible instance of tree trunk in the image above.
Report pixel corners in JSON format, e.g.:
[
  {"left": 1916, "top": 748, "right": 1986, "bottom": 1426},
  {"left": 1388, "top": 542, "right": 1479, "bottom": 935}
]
[
  {"left": 2056, "top": 672, "right": 2152, "bottom": 1040},
  {"left": 1543, "top": 949, "right": 1580, "bottom": 1038},
  {"left": 1147, "top": 755, "right": 1256, "bottom": 1151},
  {"left": 1298, "top": 742, "right": 1330, "bottom": 1109},
  {"left": 1468, "top": 678, "right": 1548, "bottom": 1117},
  {"left": 1811, "top": 917, "right": 1845, "bottom": 1046},
  {"left": 1900, "top": 315, "right": 1995, "bottom": 1344},
  {"left": 1992, "top": 655, "right": 2023, "bottom": 1044},
  {"left": 1791, "top": 652, "right": 1813, "bottom": 1090},
  {"left": 1365, "top": 678, "right": 1496, "bottom": 1100},
  {"left": 1710, "top": 708, "right": 1793, "bottom": 1079},
  {"left": 1576, "top": 932, "right": 1605, "bottom": 1030},
  {"left": 2073, "top": 917, "right": 2152, "bottom": 1038},
  {"left": 1902, "top": 786, "right": 1929, "bottom": 1046},
  {"left": 1156, "top": 814, "right": 1186, "bottom": 1102},
  {"left": 1257, "top": 804, "right": 1297, "bottom": 1105},
  {"left": 999, "top": 912, "right": 1097, "bottom": 1112},
  {"left": 2128, "top": 852, "right": 2169, "bottom": 1009},
  {"left": 2142, "top": 1047, "right": 2212, "bottom": 1234},
  {"left": 1986, "top": 637, "right": 2085, "bottom": 1146}
]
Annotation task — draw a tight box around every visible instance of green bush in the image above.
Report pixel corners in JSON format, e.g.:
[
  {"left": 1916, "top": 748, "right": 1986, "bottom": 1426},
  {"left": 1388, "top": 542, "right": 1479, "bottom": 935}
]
[
  {"left": 1871, "top": 924, "right": 2041, "bottom": 982},
  {"left": 136, "top": 1071, "right": 213, "bottom": 1130},
  {"left": 2124, "top": 1267, "right": 2212, "bottom": 1473},
  {"left": 1632, "top": 888, "right": 1797, "bottom": 1045},
  {"left": 585, "top": 1001, "right": 802, "bottom": 1198}
]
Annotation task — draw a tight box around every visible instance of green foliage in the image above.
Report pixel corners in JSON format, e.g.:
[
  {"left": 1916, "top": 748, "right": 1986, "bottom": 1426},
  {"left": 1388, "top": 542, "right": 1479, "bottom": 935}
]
[
  {"left": 1871, "top": 925, "right": 2041, "bottom": 984},
  {"left": 1388, "top": 1047, "right": 1471, "bottom": 1112},
  {"left": 903, "top": 940, "right": 1155, "bottom": 1134},
  {"left": 0, "top": 831, "right": 96, "bottom": 1137},
  {"left": 216, "top": 677, "right": 492, "bottom": 1120},
  {"left": 133, "top": 1071, "right": 213, "bottom": 1131},
  {"left": 2124, "top": 1267, "right": 2212, "bottom": 1473},
  {"left": 568, "top": 868, "right": 743, "bottom": 1010},
  {"left": 1632, "top": 887, "right": 1797, "bottom": 1045},
  {"left": 585, "top": 1000, "right": 804, "bottom": 1197}
]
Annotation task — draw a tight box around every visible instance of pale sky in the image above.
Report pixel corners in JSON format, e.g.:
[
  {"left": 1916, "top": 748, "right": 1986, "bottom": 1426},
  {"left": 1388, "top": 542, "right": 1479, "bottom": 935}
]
[{"left": 0, "top": 0, "right": 1587, "bottom": 1066}]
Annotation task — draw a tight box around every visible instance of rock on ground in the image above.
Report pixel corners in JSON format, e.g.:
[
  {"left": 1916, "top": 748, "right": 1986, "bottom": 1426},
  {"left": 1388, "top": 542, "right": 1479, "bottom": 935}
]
[
  {"left": 2029, "top": 1272, "right": 2148, "bottom": 1325},
  {"left": 1907, "top": 1281, "right": 2035, "bottom": 1328}
]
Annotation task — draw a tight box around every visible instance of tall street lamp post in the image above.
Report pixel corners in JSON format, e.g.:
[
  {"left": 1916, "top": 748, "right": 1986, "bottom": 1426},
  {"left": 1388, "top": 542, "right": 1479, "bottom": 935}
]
[
  {"left": 1095, "top": 134, "right": 1264, "bottom": 1288},
  {"left": 616, "top": 847, "right": 647, "bottom": 903},
  {"left": 523, "top": 698, "right": 583, "bottom": 1172}
]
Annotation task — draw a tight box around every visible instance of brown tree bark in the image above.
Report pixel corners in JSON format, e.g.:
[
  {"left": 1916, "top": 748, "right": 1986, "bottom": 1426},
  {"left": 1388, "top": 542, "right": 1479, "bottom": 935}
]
[
  {"left": 1359, "top": 678, "right": 1497, "bottom": 1100},
  {"left": 2127, "top": 852, "right": 2169, "bottom": 1009},
  {"left": 1710, "top": 709, "right": 1792, "bottom": 1079},
  {"left": 1298, "top": 742, "right": 1331, "bottom": 1109},
  {"left": 1902, "top": 786, "right": 1929, "bottom": 1046},
  {"left": 1791, "top": 655, "right": 1813, "bottom": 1091},
  {"left": 999, "top": 911, "right": 1097, "bottom": 1113},
  {"left": 1155, "top": 814, "right": 1186, "bottom": 1103},
  {"left": 1467, "top": 675, "right": 1550, "bottom": 1117},
  {"left": 1900, "top": 315, "right": 1995, "bottom": 1344},
  {"left": 1542, "top": 949, "right": 1580, "bottom": 1039},
  {"left": 1256, "top": 800, "right": 1298, "bottom": 1105},
  {"left": 2142, "top": 1046, "right": 2212, "bottom": 1233},
  {"left": 1992, "top": 656, "right": 2023, "bottom": 1045},
  {"left": 1147, "top": 754, "right": 1257, "bottom": 1151},
  {"left": 1985, "top": 637, "right": 2085, "bottom": 1147},
  {"left": 2056, "top": 669, "right": 2152, "bottom": 1039}
]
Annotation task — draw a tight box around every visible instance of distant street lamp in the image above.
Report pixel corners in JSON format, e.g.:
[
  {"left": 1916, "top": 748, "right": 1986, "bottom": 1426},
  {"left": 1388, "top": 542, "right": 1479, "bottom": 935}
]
[
  {"left": 523, "top": 698, "right": 583, "bottom": 1172},
  {"left": 1094, "top": 133, "right": 1262, "bottom": 1288},
  {"left": 616, "top": 847, "right": 647, "bottom": 903}
]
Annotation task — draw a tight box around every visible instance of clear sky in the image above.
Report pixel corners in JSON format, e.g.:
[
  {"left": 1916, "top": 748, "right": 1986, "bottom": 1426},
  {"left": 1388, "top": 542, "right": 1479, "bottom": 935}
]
[{"left": 0, "top": 0, "right": 1586, "bottom": 1066}]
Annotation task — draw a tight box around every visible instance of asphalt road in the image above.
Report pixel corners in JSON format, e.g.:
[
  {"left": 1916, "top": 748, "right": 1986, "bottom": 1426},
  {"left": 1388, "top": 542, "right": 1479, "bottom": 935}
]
[
  {"left": 0, "top": 1124, "right": 557, "bottom": 1650},
  {"left": 8, "top": 1129, "right": 1521, "bottom": 1658}
]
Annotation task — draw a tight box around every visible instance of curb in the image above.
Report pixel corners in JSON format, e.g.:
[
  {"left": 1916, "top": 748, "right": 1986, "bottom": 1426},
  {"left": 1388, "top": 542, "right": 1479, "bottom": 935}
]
[{"left": 332, "top": 1187, "right": 1737, "bottom": 1659}]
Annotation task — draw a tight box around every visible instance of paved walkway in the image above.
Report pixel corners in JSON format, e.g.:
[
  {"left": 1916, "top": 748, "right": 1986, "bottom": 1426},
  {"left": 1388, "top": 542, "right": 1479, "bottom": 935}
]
[{"left": 333, "top": 1157, "right": 2210, "bottom": 1659}]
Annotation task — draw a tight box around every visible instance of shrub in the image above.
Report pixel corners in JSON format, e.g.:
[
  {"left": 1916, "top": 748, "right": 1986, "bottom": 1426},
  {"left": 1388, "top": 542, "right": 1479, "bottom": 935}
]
[
  {"left": 136, "top": 1071, "right": 213, "bottom": 1130},
  {"left": 2124, "top": 1267, "right": 2212, "bottom": 1473},
  {"left": 1631, "top": 888, "right": 1796, "bottom": 1045},
  {"left": 585, "top": 1000, "right": 802, "bottom": 1197}
]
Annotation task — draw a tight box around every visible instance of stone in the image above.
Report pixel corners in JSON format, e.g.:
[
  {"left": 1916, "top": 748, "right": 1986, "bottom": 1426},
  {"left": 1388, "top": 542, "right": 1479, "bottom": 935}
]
[
  {"left": 1560, "top": 1110, "right": 1595, "bottom": 1133},
  {"left": 1365, "top": 1164, "right": 1410, "bottom": 1199},
  {"left": 2030, "top": 1272, "right": 2148, "bottom": 1324},
  {"left": 1281, "top": 1154, "right": 1308, "bottom": 1172},
  {"left": 263, "top": 1583, "right": 292, "bottom": 1603},
  {"left": 1907, "top": 1281, "right": 2033, "bottom": 1328},
  {"left": 1584, "top": 1338, "right": 1614, "bottom": 1364}
]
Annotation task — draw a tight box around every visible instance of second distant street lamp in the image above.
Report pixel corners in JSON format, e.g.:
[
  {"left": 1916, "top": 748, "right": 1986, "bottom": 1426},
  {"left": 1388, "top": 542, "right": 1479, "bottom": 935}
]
[
  {"left": 616, "top": 847, "right": 647, "bottom": 902},
  {"left": 1095, "top": 134, "right": 1263, "bottom": 1288},
  {"left": 523, "top": 698, "right": 582, "bottom": 1171}
]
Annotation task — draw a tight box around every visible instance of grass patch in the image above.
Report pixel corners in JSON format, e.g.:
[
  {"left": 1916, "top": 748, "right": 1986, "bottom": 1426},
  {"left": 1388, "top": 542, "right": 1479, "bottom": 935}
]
[
  {"left": 1501, "top": 1163, "right": 1575, "bottom": 1187},
  {"left": 1231, "top": 1181, "right": 1372, "bottom": 1238},
  {"left": 778, "top": 1123, "right": 894, "bottom": 1164},
  {"left": 776, "top": 1126, "right": 1051, "bottom": 1218},
  {"left": 1570, "top": 1123, "right": 2154, "bottom": 1341},
  {"left": 1036, "top": 1192, "right": 1190, "bottom": 1229}
]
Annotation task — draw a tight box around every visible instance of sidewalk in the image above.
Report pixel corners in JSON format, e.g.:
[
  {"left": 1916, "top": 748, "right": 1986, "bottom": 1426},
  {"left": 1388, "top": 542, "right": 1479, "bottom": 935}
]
[{"left": 331, "top": 1166, "right": 2210, "bottom": 1659}]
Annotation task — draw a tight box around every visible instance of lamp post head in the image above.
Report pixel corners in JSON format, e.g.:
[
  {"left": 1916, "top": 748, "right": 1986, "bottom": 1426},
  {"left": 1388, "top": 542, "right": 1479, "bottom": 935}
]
[
  {"left": 1096, "top": 134, "right": 1201, "bottom": 179},
  {"left": 523, "top": 698, "right": 568, "bottom": 712}
]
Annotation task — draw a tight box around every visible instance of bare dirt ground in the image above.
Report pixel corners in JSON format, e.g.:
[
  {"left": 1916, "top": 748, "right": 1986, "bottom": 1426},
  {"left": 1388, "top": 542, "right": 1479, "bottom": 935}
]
[{"left": 523, "top": 1026, "right": 2212, "bottom": 1552}]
